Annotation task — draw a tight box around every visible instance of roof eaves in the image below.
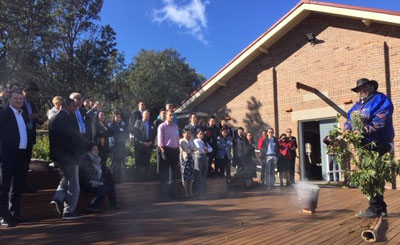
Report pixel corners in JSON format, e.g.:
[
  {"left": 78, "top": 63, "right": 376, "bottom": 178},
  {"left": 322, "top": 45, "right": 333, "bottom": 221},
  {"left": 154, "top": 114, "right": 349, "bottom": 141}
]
[{"left": 176, "top": 0, "right": 400, "bottom": 113}]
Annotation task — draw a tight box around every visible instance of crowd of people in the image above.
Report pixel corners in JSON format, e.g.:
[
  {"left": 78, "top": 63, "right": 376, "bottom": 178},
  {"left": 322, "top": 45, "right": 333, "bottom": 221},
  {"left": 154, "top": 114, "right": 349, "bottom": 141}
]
[
  {"left": 0, "top": 81, "right": 298, "bottom": 227},
  {"left": 0, "top": 76, "right": 393, "bottom": 227}
]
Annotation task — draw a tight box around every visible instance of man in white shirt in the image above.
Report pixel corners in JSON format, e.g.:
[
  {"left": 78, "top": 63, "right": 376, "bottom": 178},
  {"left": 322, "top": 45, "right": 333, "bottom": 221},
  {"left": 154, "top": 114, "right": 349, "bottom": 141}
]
[{"left": 0, "top": 90, "right": 32, "bottom": 227}]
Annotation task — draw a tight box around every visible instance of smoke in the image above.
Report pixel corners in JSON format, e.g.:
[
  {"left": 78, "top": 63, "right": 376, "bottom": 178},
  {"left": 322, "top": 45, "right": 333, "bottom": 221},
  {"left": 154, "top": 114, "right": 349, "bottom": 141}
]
[{"left": 294, "top": 182, "right": 320, "bottom": 190}]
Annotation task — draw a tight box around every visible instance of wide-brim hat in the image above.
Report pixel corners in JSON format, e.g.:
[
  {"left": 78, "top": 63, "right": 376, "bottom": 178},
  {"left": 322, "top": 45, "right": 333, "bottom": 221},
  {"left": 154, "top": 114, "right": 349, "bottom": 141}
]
[{"left": 351, "top": 78, "right": 378, "bottom": 92}]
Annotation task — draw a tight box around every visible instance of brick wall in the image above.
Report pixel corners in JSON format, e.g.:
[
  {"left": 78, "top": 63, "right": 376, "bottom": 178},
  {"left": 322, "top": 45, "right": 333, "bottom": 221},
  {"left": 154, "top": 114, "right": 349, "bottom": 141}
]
[{"left": 193, "top": 13, "right": 400, "bottom": 182}]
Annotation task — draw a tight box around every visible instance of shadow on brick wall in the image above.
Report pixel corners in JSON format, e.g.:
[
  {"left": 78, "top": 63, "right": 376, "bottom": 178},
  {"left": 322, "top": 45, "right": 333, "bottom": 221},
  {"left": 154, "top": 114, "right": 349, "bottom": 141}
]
[{"left": 243, "top": 96, "right": 270, "bottom": 135}]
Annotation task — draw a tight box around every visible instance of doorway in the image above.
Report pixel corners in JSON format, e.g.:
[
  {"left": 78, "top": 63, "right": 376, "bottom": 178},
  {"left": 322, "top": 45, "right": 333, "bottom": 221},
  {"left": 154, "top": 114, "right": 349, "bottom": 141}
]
[{"left": 299, "top": 119, "right": 337, "bottom": 181}]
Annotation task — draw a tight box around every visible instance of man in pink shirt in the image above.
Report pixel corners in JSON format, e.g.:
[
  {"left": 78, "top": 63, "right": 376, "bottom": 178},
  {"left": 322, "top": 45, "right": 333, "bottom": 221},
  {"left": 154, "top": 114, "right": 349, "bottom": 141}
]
[{"left": 157, "top": 110, "right": 180, "bottom": 198}]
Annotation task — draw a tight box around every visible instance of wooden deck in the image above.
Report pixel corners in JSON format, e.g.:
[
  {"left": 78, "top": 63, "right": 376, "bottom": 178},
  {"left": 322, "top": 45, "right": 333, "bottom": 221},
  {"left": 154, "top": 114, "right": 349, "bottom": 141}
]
[{"left": 1, "top": 179, "right": 400, "bottom": 244}]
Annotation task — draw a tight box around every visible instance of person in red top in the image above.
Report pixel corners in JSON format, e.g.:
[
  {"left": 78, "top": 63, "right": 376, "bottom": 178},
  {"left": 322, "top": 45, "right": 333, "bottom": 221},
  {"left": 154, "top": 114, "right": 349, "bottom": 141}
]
[
  {"left": 277, "top": 133, "right": 294, "bottom": 186},
  {"left": 257, "top": 130, "right": 267, "bottom": 184},
  {"left": 257, "top": 130, "right": 267, "bottom": 151}
]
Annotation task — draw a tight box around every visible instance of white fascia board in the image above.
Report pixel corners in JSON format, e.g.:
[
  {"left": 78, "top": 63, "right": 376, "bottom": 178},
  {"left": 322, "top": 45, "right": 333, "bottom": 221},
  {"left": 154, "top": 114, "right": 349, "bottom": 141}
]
[{"left": 304, "top": 4, "right": 400, "bottom": 26}]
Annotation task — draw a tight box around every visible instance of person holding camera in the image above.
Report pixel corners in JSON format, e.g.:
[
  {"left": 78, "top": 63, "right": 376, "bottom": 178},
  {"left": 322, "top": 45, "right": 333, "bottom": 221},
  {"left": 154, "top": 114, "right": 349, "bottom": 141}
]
[{"left": 277, "top": 133, "right": 294, "bottom": 186}]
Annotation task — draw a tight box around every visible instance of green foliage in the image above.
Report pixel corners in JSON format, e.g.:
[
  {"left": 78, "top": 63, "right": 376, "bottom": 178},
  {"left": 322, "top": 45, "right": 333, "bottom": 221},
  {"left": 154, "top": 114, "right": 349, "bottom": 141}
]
[
  {"left": 32, "top": 135, "right": 51, "bottom": 161},
  {"left": 1, "top": 0, "right": 203, "bottom": 120},
  {"left": 106, "top": 140, "right": 157, "bottom": 168},
  {"left": 126, "top": 49, "right": 205, "bottom": 116},
  {"left": 326, "top": 114, "right": 394, "bottom": 200},
  {"left": 124, "top": 141, "right": 135, "bottom": 168}
]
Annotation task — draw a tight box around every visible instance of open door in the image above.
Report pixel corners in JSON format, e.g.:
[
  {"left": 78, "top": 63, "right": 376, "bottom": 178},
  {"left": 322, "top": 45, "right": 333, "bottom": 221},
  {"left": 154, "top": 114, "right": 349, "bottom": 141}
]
[
  {"left": 319, "top": 119, "right": 342, "bottom": 181},
  {"left": 299, "top": 118, "right": 339, "bottom": 181}
]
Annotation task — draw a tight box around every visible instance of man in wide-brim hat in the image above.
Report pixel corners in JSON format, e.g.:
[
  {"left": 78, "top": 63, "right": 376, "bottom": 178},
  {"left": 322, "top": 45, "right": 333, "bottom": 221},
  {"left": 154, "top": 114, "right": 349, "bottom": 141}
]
[
  {"left": 345, "top": 78, "right": 394, "bottom": 218},
  {"left": 351, "top": 78, "right": 378, "bottom": 93}
]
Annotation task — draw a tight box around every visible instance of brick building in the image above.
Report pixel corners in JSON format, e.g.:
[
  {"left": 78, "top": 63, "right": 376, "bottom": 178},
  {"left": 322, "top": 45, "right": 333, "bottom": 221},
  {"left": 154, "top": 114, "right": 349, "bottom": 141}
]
[{"left": 176, "top": 1, "right": 400, "bottom": 182}]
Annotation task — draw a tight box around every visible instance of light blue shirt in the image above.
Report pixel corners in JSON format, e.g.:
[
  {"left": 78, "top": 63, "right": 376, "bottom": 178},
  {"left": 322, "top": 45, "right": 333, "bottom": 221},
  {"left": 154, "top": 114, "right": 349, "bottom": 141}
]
[
  {"left": 75, "top": 109, "right": 86, "bottom": 134},
  {"left": 266, "top": 138, "right": 276, "bottom": 155}
]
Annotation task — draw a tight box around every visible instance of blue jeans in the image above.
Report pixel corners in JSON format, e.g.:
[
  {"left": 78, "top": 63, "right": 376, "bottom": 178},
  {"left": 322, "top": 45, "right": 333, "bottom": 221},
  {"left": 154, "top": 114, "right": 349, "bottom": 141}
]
[
  {"left": 264, "top": 156, "right": 277, "bottom": 188},
  {"left": 53, "top": 162, "right": 80, "bottom": 214}
]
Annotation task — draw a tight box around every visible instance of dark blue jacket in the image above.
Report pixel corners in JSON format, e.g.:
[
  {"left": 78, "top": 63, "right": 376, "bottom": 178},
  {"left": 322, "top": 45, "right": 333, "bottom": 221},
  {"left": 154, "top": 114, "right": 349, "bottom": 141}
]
[
  {"left": 216, "top": 136, "right": 233, "bottom": 159},
  {"left": 344, "top": 92, "right": 394, "bottom": 145}
]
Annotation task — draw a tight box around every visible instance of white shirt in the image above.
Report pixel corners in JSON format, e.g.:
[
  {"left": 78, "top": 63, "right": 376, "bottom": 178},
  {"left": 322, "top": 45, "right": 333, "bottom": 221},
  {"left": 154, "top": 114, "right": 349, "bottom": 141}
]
[
  {"left": 10, "top": 105, "right": 28, "bottom": 149},
  {"left": 193, "top": 138, "right": 212, "bottom": 154}
]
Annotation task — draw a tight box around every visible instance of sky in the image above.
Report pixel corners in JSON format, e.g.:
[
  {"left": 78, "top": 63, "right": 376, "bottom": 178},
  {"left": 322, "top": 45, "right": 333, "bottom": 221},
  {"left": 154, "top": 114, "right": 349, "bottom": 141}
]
[{"left": 99, "top": 0, "right": 400, "bottom": 79}]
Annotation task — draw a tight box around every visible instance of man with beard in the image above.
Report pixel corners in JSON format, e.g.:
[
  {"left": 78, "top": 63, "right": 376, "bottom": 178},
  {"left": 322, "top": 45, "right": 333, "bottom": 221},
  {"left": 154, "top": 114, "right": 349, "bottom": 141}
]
[{"left": 345, "top": 78, "right": 394, "bottom": 218}]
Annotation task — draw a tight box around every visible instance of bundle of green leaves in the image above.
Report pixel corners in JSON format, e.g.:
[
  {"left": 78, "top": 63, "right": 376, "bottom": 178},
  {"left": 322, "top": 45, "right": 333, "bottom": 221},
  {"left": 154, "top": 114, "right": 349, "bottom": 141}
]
[{"left": 325, "top": 113, "right": 394, "bottom": 200}]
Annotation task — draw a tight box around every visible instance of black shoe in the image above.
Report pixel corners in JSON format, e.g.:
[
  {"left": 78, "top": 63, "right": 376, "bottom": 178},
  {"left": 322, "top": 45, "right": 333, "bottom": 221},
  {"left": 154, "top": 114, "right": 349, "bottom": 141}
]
[
  {"left": 109, "top": 204, "right": 121, "bottom": 210},
  {"left": 86, "top": 207, "right": 102, "bottom": 213},
  {"left": 1, "top": 218, "right": 17, "bottom": 227},
  {"left": 15, "top": 214, "right": 26, "bottom": 223},
  {"left": 62, "top": 212, "right": 84, "bottom": 220},
  {"left": 50, "top": 200, "right": 63, "bottom": 216},
  {"left": 355, "top": 209, "right": 379, "bottom": 219},
  {"left": 382, "top": 208, "right": 388, "bottom": 217}
]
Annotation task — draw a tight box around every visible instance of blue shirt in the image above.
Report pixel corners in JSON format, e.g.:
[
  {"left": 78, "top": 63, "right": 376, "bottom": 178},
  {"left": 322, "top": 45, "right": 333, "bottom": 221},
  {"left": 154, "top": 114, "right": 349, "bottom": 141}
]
[
  {"left": 344, "top": 92, "right": 394, "bottom": 145},
  {"left": 75, "top": 109, "right": 86, "bottom": 134},
  {"left": 144, "top": 120, "right": 150, "bottom": 140},
  {"left": 267, "top": 138, "right": 276, "bottom": 155}
]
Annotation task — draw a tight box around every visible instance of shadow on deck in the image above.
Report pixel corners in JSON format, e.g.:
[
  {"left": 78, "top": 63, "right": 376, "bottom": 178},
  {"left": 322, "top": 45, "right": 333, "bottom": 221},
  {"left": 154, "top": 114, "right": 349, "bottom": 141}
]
[{"left": 1, "top": 171, "right": 400, "bottom": 244}]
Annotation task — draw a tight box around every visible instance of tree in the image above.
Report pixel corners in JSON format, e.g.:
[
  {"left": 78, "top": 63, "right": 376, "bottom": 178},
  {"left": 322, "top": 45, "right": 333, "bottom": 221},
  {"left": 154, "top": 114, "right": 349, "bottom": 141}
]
[
  {"left": 0, "top": 0, "right": 56, "bottom": 86},
  {"left": 126, "top": 49, "right": 205, "bottom": 116},
  {"left": 325, "top": 114, "right": 394, "bottom": 200}
]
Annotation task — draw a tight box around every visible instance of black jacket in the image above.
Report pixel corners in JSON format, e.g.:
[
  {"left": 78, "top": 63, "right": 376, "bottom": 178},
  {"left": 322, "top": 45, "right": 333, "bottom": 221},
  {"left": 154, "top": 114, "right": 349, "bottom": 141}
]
[
  {"left": 108, "top": 121, "right": 128, "bottom": 148},
  {"left": 92, "top": 119, "right": 110, "bottom": 149},
  {"left": 133, "top": 119, "right": 156, "bottom": 148},
  {"left": 49, "top": 109, "right": 88, "bottom": 164},
  {"left": 22, "top": 99, "right": 44, "bottom": 144},
  {"left": 128, "top": 110, "right": 142, "bottom": 133},
  {"left": 184, "top": 123, "right": 200, "bottom": 140},
  {"left": 0, "top": 106, "right": 33, "bottom": 160}
]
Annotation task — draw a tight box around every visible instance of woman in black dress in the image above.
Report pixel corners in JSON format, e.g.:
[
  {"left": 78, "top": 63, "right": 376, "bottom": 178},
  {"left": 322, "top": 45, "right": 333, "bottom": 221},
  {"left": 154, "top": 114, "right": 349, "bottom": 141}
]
[
  {"left": 241, "top": 132, "right": 257, "bottom": 187},
  {"left": 93, "top": 111, "right": 110, "bottom": 169},
  {"left": 107, "top": 111, "right": 128, "bottom": 183}
]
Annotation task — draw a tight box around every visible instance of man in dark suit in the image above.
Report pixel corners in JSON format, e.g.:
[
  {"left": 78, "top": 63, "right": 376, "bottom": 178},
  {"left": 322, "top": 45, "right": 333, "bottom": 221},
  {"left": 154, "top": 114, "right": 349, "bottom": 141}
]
[
  {"left": 0, "top": 90, "right": 32, "bottom": 227},
  {"left": 22, "top": 81, "right": 44, "bottom": 146},
  {"left": 69, "top": 92, "right": 91, "bottom": 142},
  {"left": 184, "top": 113, "right": 200, "bottom": 140},
  {"left": 49, "top": 98, "right": 87, "bottom": 220},
  {"left": 129, "top": 101, "right": 145, "bottom": 134},
  {"left": 133, "top": 109, "right": 156, "bottom": 181},
  {"left": 22, "top": 81, "right": 44, "bottom": 194}
]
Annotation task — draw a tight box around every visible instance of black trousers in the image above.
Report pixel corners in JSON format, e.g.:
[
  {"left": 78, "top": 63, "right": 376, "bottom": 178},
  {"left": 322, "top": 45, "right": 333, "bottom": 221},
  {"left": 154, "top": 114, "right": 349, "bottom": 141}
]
[
  {"left": 0, "top": 149, "right": 29, "bottom": 219},
  {"left": 289, "top": 154, "right": 296, "bottom": 183},
  {"left": 81, "top": 179, "right": 117, "bottom": 208},
  {"left": 158, "top": 147, "right": 180, "bottom": 198},
  {"left": 134, "top": 144, "right": 152, "bottom": 181},
  {"left": 207, "top": 152, "right": 215, "bottom": 176},
  {"left": 159, "top": 147, "right": 180, "bottom": 183},
  {"left": 215, "top": 155, "right": 231, "bottom": 179},
  {"left": 111, "top": 147, "right": 126, "bottom": 183},
  {"left": 368, "top": 143, "right": 391, "bottom": 215}
]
